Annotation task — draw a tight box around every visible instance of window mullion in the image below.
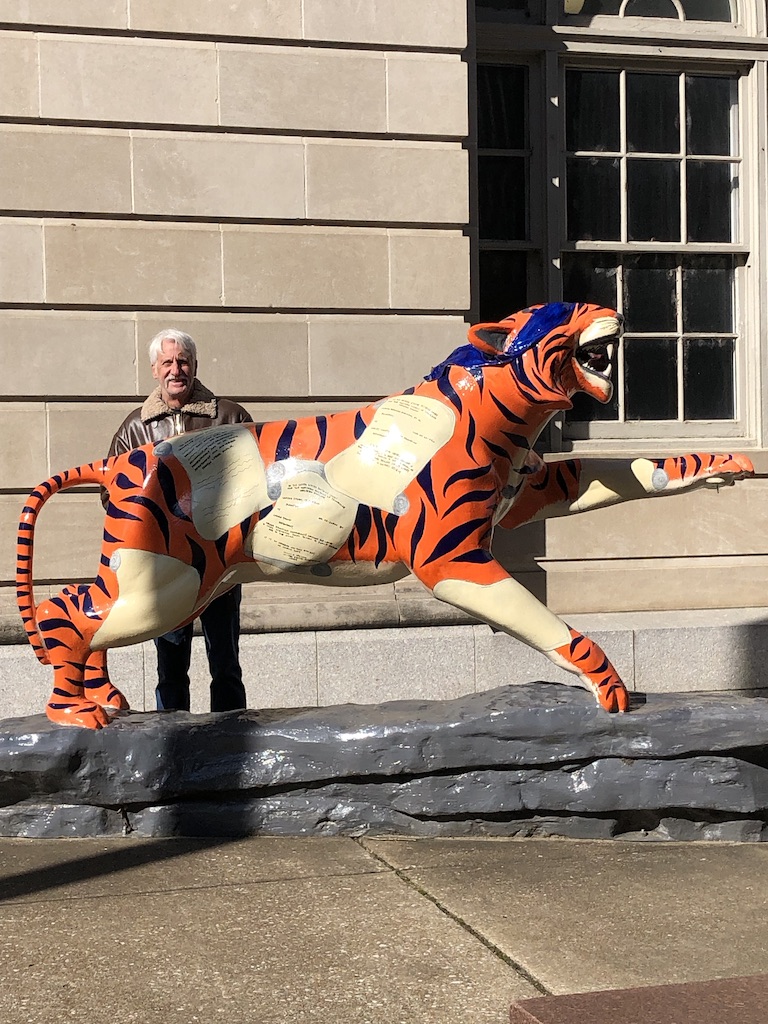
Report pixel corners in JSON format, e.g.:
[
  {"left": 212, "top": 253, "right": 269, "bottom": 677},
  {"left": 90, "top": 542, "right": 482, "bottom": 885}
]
[
  {"left": 678, "top": 73, "right": 686, "bottom": 423},
  {"left": 617, "top": 263, "right": 626, "bottom": 422},
  {"left": 619, "top": 70, "right": 628, "bottom": 245},
  {"left": 679, "top": 72, "right": 687, "bottom": 245},
  {"left": 676, "top": 264, "right": 685, "bottom": 422},
  {"left": 545, "top": 49, "right": 564, "bottom": 299}
]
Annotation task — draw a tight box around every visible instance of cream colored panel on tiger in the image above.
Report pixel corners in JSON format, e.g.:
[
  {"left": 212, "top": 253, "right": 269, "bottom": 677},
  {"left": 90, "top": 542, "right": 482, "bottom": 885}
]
[
  {"left": 433, "top": 577, "right": 571, "bottom": 652},
  {"left": 325, "top": 395, "right": 455, "bottom": 513},
  {"left": 569, "top": 458, "right": 656, "bottom": 513},
  {"left": 158, "top": 424, "right": 268, "bottom": 540},
  {"left": 92, "top": 549, "right": 200, "bottom": 649},
  {"left": 246, "top": 469, "right": 358, "bottom": 569}
]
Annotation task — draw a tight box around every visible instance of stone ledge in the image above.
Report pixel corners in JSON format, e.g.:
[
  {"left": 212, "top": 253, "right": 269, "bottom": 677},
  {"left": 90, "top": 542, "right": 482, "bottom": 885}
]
[
  {"left": 2, "top": 685, "right": 768, "bottom": 840},
  {"left": 0, "top": 579, "right": 478, "bottom": 644}
]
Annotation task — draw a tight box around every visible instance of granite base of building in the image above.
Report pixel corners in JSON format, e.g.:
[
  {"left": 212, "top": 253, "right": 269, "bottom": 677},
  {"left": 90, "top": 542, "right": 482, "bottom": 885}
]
[{"left": 2, "top": 683, "right": 768, "bottom": 841}]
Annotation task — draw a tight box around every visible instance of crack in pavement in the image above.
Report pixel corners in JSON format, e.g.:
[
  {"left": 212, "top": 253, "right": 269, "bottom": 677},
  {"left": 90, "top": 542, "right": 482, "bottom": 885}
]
[{"left": 354, "top": 838, "right": 552, "bottom": 996}]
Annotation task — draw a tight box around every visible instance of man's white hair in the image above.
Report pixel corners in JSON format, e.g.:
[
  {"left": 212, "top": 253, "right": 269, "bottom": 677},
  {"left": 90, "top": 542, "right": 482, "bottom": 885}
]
[{"left": 148, "top": 329, "right": 197, "bottom": 367}]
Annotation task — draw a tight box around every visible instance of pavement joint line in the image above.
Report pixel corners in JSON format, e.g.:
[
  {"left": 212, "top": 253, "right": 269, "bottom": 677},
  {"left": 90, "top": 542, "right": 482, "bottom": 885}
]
[
  {"left": 0, "top": 866, "right": 386, "bottom": 906},
  {"left": 354, "top": 838, "right": 552, "bottom": 996}
]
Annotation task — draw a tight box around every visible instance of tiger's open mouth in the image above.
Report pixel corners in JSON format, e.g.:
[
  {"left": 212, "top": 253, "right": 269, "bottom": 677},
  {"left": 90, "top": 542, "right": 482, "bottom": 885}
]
[
  {"left": 576, "top": 341, "right": 614, "bottom": 377},
  {"left": 575, "top": 316, "right": 621, "bottom": 381}
]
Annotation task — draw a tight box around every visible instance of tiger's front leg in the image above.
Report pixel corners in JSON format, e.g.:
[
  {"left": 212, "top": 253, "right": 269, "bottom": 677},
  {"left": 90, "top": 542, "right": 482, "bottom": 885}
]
[
  {"left": 500, "top": 451, "right": 755, "bottom": 530},
  {"left": 425, "top": 568, "right": 629, "bottom": 713}
]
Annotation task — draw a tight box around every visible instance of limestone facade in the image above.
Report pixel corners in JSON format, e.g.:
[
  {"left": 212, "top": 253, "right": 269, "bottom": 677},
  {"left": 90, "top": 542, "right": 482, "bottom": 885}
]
[{"left": 0, "top": 0, "right": 765, "bottom": 661}]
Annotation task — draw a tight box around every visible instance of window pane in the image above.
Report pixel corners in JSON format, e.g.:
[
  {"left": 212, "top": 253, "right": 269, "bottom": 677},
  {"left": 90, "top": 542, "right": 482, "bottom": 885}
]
[
  {"left": 567, "top": 157, "right": 621, "bottom": 240},
  {"left": 477, "top": 65, "right": 527, "bottom": 150},
  {"left": 627, "top": 74, "right": 680, "bottom": 154},
  {"left": 476, "top": 0, "right": 530, "bottom": 8},
  {"left": 566, "top": 71, "right": 620, "bottom": 152},
  {"left": 624, "top": 0, "right": 679, "bottom": 16},
  {"left": 687, "top": 76, "right": 733, "bottom": 156},
  {"left": 625, "top": 337, "right": 677, "bottom": 419},
  {"left": 568, "top": 388, "right": 619, "bottom": 422},
  {"left": 479, "top": 156, "right": 527, "bottom": 240},
  {"left": 562, "top": 253, "right": 618, "bottom": 309},
  {"left": 479, "top": 250, "right": 528, "bottom": 322},
  {"left": 476, "top": 0, "right": 542, "bottom": 19},
  {"left": 577, "top": 0, "right": 621, "bottom": 12},
  {"left": 681, "top": 0, "right": 732, "bottom": 20},
  {"left": 624, "top": 256, "right": 676, "bottom": 332},
  {"left": 627, "top": 159, "right": 680, "bottom": 241},
  {"left": 683, "top": 339, "right": 735, "bottom": 419},
  {"left": 687, "top": 162, "right": 733, "bottom": 242},
  {"left": 682, "top": 258, "right": 733, "bottom": 333},
  {"left": 573, "top": 0, "right": 732, "bottom": 15}
]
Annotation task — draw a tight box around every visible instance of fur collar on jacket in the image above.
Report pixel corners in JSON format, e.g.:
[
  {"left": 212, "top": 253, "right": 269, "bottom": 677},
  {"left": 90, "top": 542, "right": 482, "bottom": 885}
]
[{"left": 141, "top": 379, "right": 218, "bottom": 423}]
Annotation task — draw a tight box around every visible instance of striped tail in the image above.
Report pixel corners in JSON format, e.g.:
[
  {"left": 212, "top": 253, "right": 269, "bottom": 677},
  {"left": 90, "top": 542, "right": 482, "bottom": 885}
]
[{"left": 16, "top": 461, "right": 111, "bottom": 665}]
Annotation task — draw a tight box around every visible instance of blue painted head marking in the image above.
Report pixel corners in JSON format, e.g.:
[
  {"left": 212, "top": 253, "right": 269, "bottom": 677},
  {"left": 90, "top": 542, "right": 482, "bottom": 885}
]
[
  {"left": 425, "top": 302, "right": 577, "bottom": 382},
  {"left": 505, "top": 303, "right": 577, "bottom": 356}
]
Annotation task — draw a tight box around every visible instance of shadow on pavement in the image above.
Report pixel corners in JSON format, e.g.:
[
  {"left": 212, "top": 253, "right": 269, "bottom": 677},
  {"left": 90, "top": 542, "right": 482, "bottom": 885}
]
[{"left": 0, "top": 834, "right": 238, "bottom": 903}]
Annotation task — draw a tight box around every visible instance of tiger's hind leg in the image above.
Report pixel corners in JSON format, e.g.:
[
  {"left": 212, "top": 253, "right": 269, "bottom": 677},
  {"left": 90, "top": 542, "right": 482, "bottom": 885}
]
[
  {"left": 83, "top": 649, "right": 129, "bottom": 713},
  {"left": 37, "top": 587, "right": 114, "bottom": 729}
]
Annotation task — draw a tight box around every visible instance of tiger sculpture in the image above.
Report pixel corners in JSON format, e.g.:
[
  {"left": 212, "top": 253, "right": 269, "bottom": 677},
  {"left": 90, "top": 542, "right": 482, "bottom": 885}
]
[{"left": 17, "top": 302, "right": 754, "bottom": 728}]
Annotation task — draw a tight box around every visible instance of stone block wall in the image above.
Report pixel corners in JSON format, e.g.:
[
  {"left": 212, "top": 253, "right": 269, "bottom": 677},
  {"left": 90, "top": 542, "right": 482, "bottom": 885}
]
[
  {"left": 0, "top": 1, "right": 470, "bottom": 585},
  {"left": 0, "top": 0, "right": 766, "bottom": 661}
]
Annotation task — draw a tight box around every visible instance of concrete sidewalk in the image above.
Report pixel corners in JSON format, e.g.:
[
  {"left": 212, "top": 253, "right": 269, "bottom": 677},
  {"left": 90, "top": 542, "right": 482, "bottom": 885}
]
[{"left": 1, "top": 836, "right": 767, "bottom": 1023}]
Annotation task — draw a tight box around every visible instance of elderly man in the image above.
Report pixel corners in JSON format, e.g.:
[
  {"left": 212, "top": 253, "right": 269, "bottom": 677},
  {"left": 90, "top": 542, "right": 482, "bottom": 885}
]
[{"left": 107, "top": 328, "right": 253, "bottom": 713}]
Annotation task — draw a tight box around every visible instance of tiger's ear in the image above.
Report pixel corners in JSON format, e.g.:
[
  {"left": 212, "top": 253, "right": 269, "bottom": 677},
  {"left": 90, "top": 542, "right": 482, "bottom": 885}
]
[{"left": 467, "top": 323, "right": 513, "bottom": 355}]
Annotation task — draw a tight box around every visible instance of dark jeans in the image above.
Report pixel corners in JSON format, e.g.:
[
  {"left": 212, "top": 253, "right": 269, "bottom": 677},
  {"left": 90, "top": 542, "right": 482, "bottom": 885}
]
[{"left": 155, "top": 586, "right": 246, "bottom": 712}]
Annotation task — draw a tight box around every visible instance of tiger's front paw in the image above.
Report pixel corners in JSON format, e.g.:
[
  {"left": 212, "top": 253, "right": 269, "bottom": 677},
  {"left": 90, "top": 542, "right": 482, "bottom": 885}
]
[
  {"left": 650, "top": 453, "right": 754, "bottom": 493},
  {"left": 551, "top": 629, "right": 629, "bottom": 713},
  {"left": 46, "top": 697, "right": 113, "bottom": 729}
]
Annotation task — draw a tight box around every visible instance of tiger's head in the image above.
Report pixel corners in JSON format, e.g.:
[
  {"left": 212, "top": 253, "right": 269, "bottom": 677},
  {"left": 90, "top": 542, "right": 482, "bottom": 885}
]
[{"left": 464, "top": 302, "right": 622, "bottom": 407}]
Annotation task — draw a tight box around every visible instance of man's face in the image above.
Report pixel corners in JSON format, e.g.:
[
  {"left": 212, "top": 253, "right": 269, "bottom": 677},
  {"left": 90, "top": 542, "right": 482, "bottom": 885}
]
[{"left": 152, "top": 339, "right": 196, "bottom": 409}]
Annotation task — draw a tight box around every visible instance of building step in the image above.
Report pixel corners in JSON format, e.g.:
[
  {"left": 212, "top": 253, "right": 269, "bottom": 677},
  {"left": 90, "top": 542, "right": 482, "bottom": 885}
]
[{"left": 2, "top": 607, "right": 767, "bottom": 720}]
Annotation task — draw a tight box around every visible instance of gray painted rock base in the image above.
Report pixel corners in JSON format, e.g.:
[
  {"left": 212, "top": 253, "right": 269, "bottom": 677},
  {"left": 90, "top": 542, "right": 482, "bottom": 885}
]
[{"left": 2, "top": 684, "right": 768, "bottom": 840}]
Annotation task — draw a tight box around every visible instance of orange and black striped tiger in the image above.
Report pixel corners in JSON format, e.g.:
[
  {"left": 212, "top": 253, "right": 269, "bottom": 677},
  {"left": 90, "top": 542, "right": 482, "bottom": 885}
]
[{"left": 17, "top": 302, "right": 754, "bottom": 728}]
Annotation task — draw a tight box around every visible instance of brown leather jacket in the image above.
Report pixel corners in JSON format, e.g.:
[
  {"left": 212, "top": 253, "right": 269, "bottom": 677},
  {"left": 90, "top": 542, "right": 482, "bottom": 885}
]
[
  {"left": 103, "top": 379, "right": 252, "bottom": 505},
  {"left": 108, "top": 379, "right": 252, "bottom": 457}
]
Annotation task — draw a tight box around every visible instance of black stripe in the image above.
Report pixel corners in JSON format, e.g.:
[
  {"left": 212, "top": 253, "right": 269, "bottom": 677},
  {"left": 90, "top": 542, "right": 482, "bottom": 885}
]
[
  {"left": 38, "top": 618, "right": 84, "bottom": 639},
  {"left": 187, "top": 535, "right": 207, "bottom": 582},
  {"left": 354, "top": 504, "right": 373, "bottom": 548},
  {"left": 314, "top": 416, "right": 328, "bottom": 460},
  {"left": 419, "top": 517, "right": 489, "bottom": 568},
  {"left": 128, "top": 448, "right": 148, "bottom": 475},
  {"left": 276, "top": 420, "right": 297, "bottom": 461},
  {"left": 436, "top": 373, "right": 463, "bottom": 415},
  {"left": 114, "top": 472, "right": 140, "bottom": 492},
  {"left": 124, "top": 495, "right": 171, "bottom": 550},
  {"left": 416, "top": 463, "right": 437, "bottom": 513},
  {"left": 443, "top": 486, "right": 497, "bottom": 519},
  {"left": 409, "top": 501, "right": 427, "bottom": 569},
  {"left": 215, "top": 534, "right": 229, "bottom": 566},
  {"left": 106, "top": 502, "right": 143, "bottom": 522},
  {"left": 489, "top": 391, "right": 527, "bottom": 425},
  {"left": 443, "top": 463, "right": 492, "bottom": 495},
  {"left": 371, "top": 508, "right": 389, "bottom": 568},
  {"left": 156, "top": 459, "right": 192, "bottom": 522}
]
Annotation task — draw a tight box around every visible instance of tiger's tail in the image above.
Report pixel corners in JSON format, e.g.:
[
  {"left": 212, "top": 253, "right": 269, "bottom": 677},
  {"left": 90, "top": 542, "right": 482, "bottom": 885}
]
[{"left": 16, "top": 460, "right": 112, "bottom": 665}]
